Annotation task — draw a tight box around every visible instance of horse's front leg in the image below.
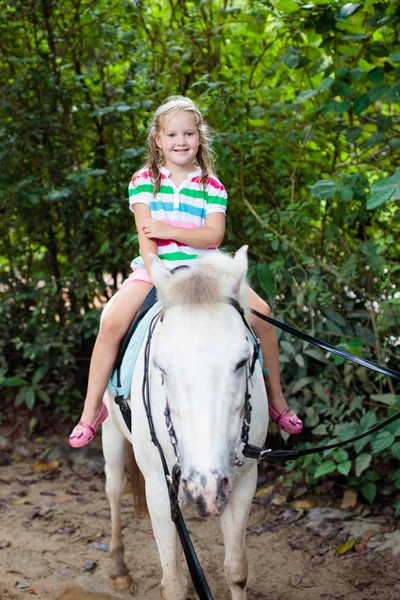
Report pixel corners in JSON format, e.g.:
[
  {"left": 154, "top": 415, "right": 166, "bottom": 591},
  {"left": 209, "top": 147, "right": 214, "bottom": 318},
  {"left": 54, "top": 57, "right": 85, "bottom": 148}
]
[
  {"left": 220, "top": 464, "right": 258, "bottom": 600},
  {"left": 145, "top": 473, "right": 188, "bottom": 600},
  {"left": 102, "top": 416, "right": 132, "bottom": 591}
]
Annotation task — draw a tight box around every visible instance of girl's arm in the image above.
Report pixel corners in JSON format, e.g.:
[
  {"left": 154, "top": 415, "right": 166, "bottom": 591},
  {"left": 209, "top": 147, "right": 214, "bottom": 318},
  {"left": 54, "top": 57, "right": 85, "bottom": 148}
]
[
  {"left": 133, "top": 203, "right": 158, "bottom": 275},
  {"left": 142, "top": 213, "right": 225, "bottom": 248}
]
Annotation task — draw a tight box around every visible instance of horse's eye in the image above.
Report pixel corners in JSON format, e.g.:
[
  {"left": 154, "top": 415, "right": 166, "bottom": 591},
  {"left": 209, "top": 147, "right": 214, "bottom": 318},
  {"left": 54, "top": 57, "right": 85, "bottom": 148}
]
[{"left": 235, "top": 358, "right": 248, "bottom": 372}]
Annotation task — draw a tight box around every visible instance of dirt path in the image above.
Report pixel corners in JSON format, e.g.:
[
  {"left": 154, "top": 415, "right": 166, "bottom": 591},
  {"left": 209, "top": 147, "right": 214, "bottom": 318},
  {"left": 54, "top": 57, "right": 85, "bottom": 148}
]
[{"left": 0, "top": 432, "right": 399, "bottom": 600}]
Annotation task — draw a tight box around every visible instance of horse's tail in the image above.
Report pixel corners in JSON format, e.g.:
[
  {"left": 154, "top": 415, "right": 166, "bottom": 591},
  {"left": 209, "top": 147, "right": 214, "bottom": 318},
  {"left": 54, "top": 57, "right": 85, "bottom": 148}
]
[{"left": 124, "top": 440, "right": 149, "bottom": 518}]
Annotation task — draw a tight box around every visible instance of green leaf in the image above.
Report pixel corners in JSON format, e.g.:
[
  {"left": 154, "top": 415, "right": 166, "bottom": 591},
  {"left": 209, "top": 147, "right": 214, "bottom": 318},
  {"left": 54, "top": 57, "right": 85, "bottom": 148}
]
[
  {"left": 350, "top": 68, "right": 364, "bottom": 81},
  {"left": 297, "top": 89, "right": 319, "bottom": 102},
  {"left": 367, "top": 172, "right": 400, "bottom": 209},
  {"left": 36, "top": 389, "right": 51, "bottom": 405},
  {"left": 370, "top": 393, "right": 397, "bottom": 406},
  {"left": 340, "top": 184, "right": 354, "bottom": 200},
  {"left": 25, "top": 388, "right": 35, "bottom": 411},
  {"left": 337, "top": 461, "right": 352, "bottom": 476},
  {"left": 368, "top": 84, "right": 389, "bottom": 102},
  {"left": 333, "top": 448, "right": 349, "bottom": 463},
  {"left": 295, "top": 354, "right": 305, "bottom": 368},
  {"left": 309, "top": 179, "right": 337, "bottom": 200},
  {"left": 275, "top": 0, "right": 301, "bottom": 13},
  {"left": 47, "top": 188, "right": 73, "bottom": 201},
  {"left": 286, "top": 55, "right": 299, "bottom": 69},
  {"left": 257, "top": 263, "right": 275, "bottom": 298},
  {"left": 344, "top": 127, "right": 362, "bottom": 143},
  {"left": 355, "top": 453, "right": 372, "bottom": 477},
  {"left": 318, "top": 77, "right": 334, "bottom": 92},
  {"left": 281, "top": 340, "right": 295, "bottom": 355},
  {"left": 250, "top": 106, "right": 265, "bottom": 119},
  {"left": 314, "top": 461, "right": 337, "bottom": 479},
  {"left": 99, "top": 240, "right": 111, "bottom": 255},
  {"left": 291, "top": 376, "right": 314, "bottom": 394},
  {"left": 389, "top": 51, "right": 400, "bottom": 63},
  {"left": 32, "top": 366, "right": 47, "bottom": 385},
  {"left": 360, "top": 410, "right": 377, "bottom": 430},
  {"left": 387, "top": 82, "right": 400, "bottom": 103},
  {"left": 360, "top": 481, "right": 376, "bottom": 504},
  {"left": 371, "top": 431, "right": 394, "bottom": 454},
  {"left": 340, "top": 3, "right": 361, "bottom": 18},
  {"left": 367, "top": 66, "right": 384, "bottom": 84},
  {"left": 391, "top": 442, "right": 400, "bottom": 460},
  {"left": 2, "top": 376, "right": 28, "bottom": 387},
  {"left": 312, "top": 424, "right": 328, "bottom": 435},
  {"left": 364, "top": 132, "right": 385, "bottom": 147},
  {"left": 353, "top": 94, "right": 370, "bottom": 115},
  {"left": 388, "top": 138, "right": 400, "bottom": 150}
]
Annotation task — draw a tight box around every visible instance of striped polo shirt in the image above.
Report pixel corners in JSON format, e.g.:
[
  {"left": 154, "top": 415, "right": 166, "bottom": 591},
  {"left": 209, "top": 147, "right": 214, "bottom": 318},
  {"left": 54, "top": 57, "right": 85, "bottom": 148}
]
[{"left": 128, "top": 166, "right": 227, "bottom": 271}]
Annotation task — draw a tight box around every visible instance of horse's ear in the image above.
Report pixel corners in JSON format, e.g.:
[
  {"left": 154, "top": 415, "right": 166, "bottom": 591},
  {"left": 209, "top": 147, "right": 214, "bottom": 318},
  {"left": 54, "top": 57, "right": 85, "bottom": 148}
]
[
  {"left": 233, "top": 246, "right": 249, "bottom": 296},
  {"left": 233, "top": 246, "right": 248, "bottom": 279},
  {"left": 149, "top": 254, "right": 172, "bottom": 300}
]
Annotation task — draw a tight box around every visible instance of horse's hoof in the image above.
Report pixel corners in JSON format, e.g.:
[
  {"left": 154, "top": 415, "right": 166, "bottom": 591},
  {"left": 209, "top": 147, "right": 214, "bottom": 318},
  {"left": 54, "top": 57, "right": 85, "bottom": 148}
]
[{"left": 110, "top": 573, "right": 133, "bottom": 592}]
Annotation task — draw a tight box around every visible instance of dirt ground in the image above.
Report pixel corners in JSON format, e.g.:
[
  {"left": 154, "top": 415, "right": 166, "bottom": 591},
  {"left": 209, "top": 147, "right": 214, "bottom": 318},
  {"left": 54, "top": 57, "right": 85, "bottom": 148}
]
[{"left": 0, "top": 430, "right": 399, "bottom": 600}]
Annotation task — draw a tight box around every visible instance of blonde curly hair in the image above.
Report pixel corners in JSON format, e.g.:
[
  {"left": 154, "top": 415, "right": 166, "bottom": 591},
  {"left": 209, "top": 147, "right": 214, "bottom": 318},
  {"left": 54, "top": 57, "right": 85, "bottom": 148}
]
[{"left": 135, "top": 96, "right": 215, "bottom": 194}]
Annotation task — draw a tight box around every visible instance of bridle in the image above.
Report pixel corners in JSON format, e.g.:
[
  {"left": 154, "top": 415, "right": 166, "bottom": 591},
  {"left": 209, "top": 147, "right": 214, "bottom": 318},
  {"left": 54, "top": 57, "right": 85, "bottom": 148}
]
[{"left": 141, "top": 298, "right": 261, "bottom": 477}]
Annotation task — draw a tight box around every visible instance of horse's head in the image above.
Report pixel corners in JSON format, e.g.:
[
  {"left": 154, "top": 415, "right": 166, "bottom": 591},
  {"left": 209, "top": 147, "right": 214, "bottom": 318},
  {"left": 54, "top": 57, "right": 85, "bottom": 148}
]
[{"left": 150, "top": 247, "right": 258, "bottom": 517}]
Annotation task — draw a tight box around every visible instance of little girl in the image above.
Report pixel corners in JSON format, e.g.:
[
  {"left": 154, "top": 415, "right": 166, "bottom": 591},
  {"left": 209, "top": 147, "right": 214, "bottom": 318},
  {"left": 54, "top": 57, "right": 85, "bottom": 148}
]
[{"left": 69, "top": 95, "right": 302, "bottom": 448}]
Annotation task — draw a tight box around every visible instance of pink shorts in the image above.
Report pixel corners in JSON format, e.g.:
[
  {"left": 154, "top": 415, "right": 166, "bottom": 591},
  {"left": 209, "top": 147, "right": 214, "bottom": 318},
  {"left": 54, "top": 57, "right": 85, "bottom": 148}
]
[{"left": 122, "top": 265, "right": 152, "bottom": 287}]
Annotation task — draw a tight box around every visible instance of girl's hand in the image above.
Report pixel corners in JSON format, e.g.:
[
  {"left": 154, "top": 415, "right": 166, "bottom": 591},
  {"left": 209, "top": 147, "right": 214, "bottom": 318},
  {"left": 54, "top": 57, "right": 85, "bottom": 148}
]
[{"left": 142, "top": 218, "right": 171, "bottom": 240}]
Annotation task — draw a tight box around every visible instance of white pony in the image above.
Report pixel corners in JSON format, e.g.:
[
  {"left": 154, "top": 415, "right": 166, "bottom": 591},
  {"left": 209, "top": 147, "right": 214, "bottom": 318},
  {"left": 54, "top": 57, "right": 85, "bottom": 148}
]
[{"left": 102, "top": 247, "right": 268, "bottom": 600}]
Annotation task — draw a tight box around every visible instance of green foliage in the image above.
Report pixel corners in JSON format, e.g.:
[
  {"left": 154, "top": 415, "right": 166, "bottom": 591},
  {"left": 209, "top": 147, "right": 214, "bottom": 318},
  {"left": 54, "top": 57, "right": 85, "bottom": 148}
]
[{"left": 0, "top": 0, "right": 399, "bottom": 502}]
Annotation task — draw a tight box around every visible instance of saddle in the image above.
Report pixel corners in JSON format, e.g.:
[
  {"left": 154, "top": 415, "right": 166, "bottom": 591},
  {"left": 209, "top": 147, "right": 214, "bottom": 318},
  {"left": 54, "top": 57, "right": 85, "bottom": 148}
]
[{"left": 107, "top": 287, "right": 160, "bottom": 401}]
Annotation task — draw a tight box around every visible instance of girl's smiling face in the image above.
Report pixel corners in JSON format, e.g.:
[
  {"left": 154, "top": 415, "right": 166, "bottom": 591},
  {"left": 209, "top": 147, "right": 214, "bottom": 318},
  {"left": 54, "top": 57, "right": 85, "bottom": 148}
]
[{"left": 156, "top": 110, "right": 200, "bottom": 172}]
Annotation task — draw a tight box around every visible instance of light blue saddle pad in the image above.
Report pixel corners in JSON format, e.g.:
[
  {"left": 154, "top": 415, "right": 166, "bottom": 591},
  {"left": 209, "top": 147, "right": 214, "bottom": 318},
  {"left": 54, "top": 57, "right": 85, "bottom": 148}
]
[{"left": 107, "top": 301, "right": 161, "bottom": 399}]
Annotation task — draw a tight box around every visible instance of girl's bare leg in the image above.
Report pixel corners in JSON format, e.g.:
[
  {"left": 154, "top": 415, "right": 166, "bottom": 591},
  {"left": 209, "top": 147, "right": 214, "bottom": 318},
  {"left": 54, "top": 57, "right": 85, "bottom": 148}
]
[
  {"left": 248, "top": 287, "right": 295, "bottom": 417},
  {"left": 73, "top": 281, "right": 153, "bottom": 431}
]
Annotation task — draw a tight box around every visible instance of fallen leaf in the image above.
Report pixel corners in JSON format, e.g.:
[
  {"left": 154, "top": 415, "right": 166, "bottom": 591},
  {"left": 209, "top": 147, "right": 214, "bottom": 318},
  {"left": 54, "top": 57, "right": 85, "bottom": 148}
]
[
  {"left": 317, "top": 540, "right": 330, "bottom": 555},
  {"left": 28, "top": 507, "right": 53, "bottom": 519},
  {"left": 271, "top": 494, "right": 287, "bottom": 506},
  {"left": 49, "top": 495, "right": 76, "bottom": 504},
  {"left": 247, "top": 524, "right": 276, "bottom": 535},
  {"left": 341, "top": 490, "right": 357, "bottom": 510},
  {"left": 11, "top": 497, "right": 30, "bottom": 505},
  {"left": 319, "top": 480, "right": 335, "bottom": 494},
  {"left": 33, "top": 460, "right": 60, "bottom": 473},
  {"left": 11, "top": 454, "right": 24, "bottom": 463},
  {"left": 370, "top": 530, "right": 400, "bottom": 557},
  {"left": 280, "top": 508, "right": 304, "bottom": 523},
  {"left": 288, "top": 540, "right": 305, "bottom": 550},
  {"left": 291, "top": 499, "right": 317, "bottom": 510},
  {"left": 336, "top": 538, "right": 356, "bottom": 554},
  {"left": 255, "top": 484, "right": 274, "bottom": 498},
  {"left": 290, "top": 575, "right": 302, "bottom": 587},
  {"left": 355, "top": 529, "right": 376, "bottom": 554},
  {"left": 56, "top": 527, "right": 76, "bottom": 534}
]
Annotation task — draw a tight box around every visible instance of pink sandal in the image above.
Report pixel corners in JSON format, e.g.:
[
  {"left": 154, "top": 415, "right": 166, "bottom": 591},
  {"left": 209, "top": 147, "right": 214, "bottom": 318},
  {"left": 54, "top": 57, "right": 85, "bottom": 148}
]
[
  {"left": 69, "top": 402, "right": 109, "bottom": 448},
  {"left": 268, "top": 405, "right": 303, "bottom": 435}
]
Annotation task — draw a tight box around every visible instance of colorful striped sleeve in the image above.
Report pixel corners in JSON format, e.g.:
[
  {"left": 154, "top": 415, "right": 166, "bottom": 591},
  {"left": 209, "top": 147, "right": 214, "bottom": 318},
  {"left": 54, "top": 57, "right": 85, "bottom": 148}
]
[
  {"left": 128, "top": 170, "right": 154, "bottom": 212},
  {"left": 205, "top": 176, "right": 228, "bottom": 215}
]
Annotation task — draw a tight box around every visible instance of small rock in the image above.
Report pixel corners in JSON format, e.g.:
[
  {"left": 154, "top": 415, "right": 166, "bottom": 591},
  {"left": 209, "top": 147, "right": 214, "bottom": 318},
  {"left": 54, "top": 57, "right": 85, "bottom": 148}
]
[
  {"left": 93, "top": 540, "right": 108, "bottom": 552},
  {"left": 15, "top": 581, "right": 30, "bottom": 589},
  {"left": 81, "top": 560, "right": 97, "bottom": 572}
]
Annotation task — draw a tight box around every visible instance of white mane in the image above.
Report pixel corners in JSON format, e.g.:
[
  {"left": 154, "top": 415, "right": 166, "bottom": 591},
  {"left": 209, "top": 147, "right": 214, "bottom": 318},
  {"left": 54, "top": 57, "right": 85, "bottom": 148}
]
[{"left": 151, "top": 248, "right": 250, "bottom": 316}]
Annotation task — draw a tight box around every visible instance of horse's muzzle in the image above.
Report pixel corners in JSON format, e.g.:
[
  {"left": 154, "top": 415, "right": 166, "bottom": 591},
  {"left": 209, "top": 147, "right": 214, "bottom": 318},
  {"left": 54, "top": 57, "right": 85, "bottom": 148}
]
[{"left": 181, "top": 468, "right": 231, "bottom": 517}]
